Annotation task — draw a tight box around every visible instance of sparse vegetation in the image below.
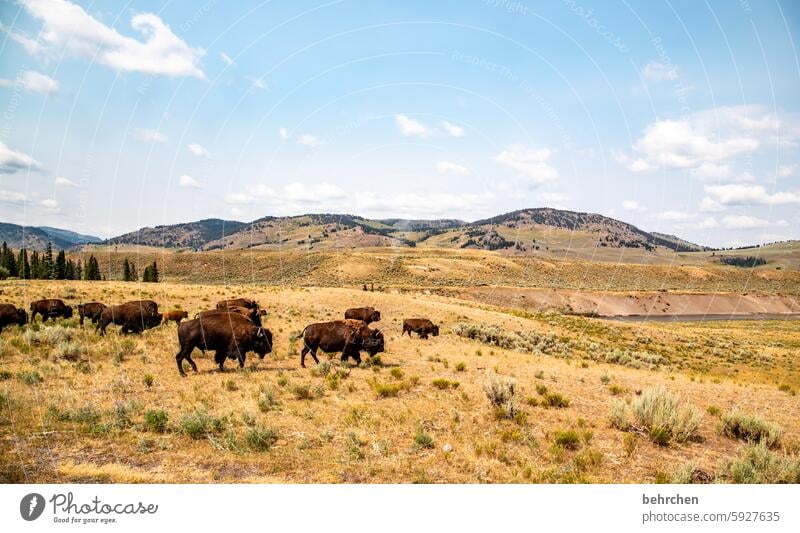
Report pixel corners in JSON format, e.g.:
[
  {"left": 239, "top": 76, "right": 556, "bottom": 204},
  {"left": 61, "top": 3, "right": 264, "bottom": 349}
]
[
  {"left": 721, "top": 410, "right": 781, "bottom": 448},
  {"left": 609, "top": 387, "right": 702, "bottom": 445}
]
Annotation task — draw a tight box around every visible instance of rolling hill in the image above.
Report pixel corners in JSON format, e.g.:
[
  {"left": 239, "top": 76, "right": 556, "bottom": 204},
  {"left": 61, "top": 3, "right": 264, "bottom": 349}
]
[
  {"left": 0, "top": 222, "right": 101, "bottom": 251},
  {"left": 99, "top": 208, "right": 709, "bottom": 255}
]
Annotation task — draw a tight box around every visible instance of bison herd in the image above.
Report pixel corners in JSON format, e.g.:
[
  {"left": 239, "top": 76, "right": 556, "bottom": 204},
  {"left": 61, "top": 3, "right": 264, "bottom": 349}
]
[{"left": 0, "top": 298, "right": 440, "bottom": 377}]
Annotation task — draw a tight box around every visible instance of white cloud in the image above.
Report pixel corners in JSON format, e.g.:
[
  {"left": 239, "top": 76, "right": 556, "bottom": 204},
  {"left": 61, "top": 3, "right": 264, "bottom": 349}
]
[
  {"left": 178, "top": 174, "right": 202, "bottom": 189},
  {"left": 690, "top": 162, "right": 731, "bottom": 181},
  {"left": 699, "top": 197, "right": 725, "bottom": 212},
  {"left": 225, "top": 193, "right": 254, "bottom": 205},
  {"left": 721, "top": 215, "right": 771, "bottom": 230},
  {"left": 441, "top": 121, "right": 465, "bottom": 137},
  {"left": 55, "top": 176, "right": 78, "bottom": 187},
  {"left": 778, "top": 164, "right": 796, "bottom": 178},
  {"left": 436, "top": 161, "right": 469, "bottom": 176},
  {"left": 395, "top": 114, "right": 429, "bottom": 137},
  {"left": 494, "top": 145, "right": 559, "bottom": 183},
  {"left": 220, "top": 52, "right": 235, "bottom": 66},
  {"left": 703, "top": 183, "right": 800, "bottom": 206},
  {"left": 248, "top": 76, "right": 268, "bottom": 90},
  {"left": 654, "top": 210, "right": 696, "bottom": 222},
  {"left": 187, "top": 143, "right": 210, "bottom": 158},
  {"left": 0, "top": 141, "right": 44, "bottom": 174},
  {"left": 40, "top": 198, "right": 58, "bottom": 209},
  {"left": 617, "top": 106, "right": 792, "bottom": 174},
  {"left": 5, "top": 28, "right": 43, "bottom": 55},
  {"left": 297, "top": 134, "right": 322, "bottom": 147},
  {"left": 536, "top": 191, "right": 567, "bottom": 207},
  {"left": 0, "top": 189, "right": 27, "bottom": 205},
  {"left": 279, "top": 127, "right": 288, "bottom": 141},
  {"left": 612, "top": 151, "right": 654, "bottom": 172},
  {"left": 134, "top": 128, "right": 168, "bottom": 143},
  {"left": 643, "top": 61, "right": 678, "bottom": 81},
  {"left": 19, "top": 0, "right": 205, "bottom": 78},
  {"left": 622, "top": 200, "right": 646, "bottom": 212},
  {"left": 0, "top": 70, "right": 59, "bottom": 94}
]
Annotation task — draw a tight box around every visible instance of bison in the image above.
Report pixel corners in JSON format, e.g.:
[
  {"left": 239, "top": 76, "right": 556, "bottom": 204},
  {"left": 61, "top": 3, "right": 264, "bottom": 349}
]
[
  {"left": 216, "top": 298, "right": 259, "bottom": 311},
  {"left": 300, "top": 319, "right": 384, "bottom": 367},
  {"left": 77, "top": 302, "right": 107, "bottom": 326},
  {"left": 162, "top": 309, "right": 189, "bottom": 326},
  {"left": 0, "top": 304, "right": 28, "bottom": 333},
  {"left": 175, "top": 312, "right": 273, "bottom": 376},
  {"left": 344, "top": 306, "right": 381, "bottom": 324},
  {"left": 402, "top": 318, "right": 440, "bottom": 339},
  {"left": 196, "top": 306, "right": 262, "bottom": 327},
  {"left": 29, "top": 299, "right": 73, "bottom": 322},
  {"left": 96, "top": 302, "right": 162, "bottom": 335}
]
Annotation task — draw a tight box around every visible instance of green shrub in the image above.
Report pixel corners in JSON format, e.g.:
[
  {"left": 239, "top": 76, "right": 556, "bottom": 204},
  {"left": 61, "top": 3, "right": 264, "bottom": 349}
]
[
  {"left": 143, "top": 374, "right": 154, "bottom": 388},
  {"left": 245, "top": 427, "right": 278, "bottom": 451},
  {"left": 723, "top": 444, "right": 800, "bottom": 484},
  {"left": 542, "top": 392, "right": 570, "bottom": 408},
  {"left": 778, "top": 383, "right": 795, "bottom": 395},
  {"left": 553, "top": 429, "right": 581, "bottom": 450},
  {"left": 257, "top": 388, "right": 280, "bottom": 412},
  {"left": 223, "top": 379, "right": 239, "bottom": 392},
  {"left": 414, "top": 429, "right": 434, "bottom": 449},
  {"left": 706, "top": 405, "right": 721, "bottom": 417},
  {"left": 455, "top": 362, "right": 466, "bottom": 372},
  {"left": 291, "top": 383, "right": 314, "bottom": 400},
  {"left": 390, "top": 367, "right": 404, "bottom": 380},
  {"left": 179, "top": 411, "right": 224, "bottom": 439},
  {"left": 721, "top": 410, "right": 781, "bottom": 448},
  {"left": 432, "top": 378, "right": 459, "bottom": 390},
  {"left": 0, "top": 370, "right": 12, "bottom": 381},
  {"left": 144, "top": 410, "right": 168, "bottom": 433},
  {"left": 608, "top": 384, "right": 625, "bottom": 396},
  {"left": 17, "top": 370, "right": 43, "bottom": 386},
  {"left": 369, "top": 379, "right": 404, "bottom": 398}
]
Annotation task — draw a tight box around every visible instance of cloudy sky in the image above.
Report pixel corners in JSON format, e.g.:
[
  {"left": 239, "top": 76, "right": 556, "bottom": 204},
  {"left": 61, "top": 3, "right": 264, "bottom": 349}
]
[{"left": 0, "top": 0, "right": 798, "bottom": 247}]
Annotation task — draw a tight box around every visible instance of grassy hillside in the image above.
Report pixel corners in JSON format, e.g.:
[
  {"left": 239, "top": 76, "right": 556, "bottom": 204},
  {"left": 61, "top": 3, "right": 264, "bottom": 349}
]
[
  {"left": 67, "top": 246, "right": 800, "bottom": 293},
  {"left": 0, "top": 281, "right": 797, "bottom": 483}
]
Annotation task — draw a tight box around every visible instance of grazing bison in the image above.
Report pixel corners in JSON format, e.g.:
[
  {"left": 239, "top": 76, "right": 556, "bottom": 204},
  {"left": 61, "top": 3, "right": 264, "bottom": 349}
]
[
  {"left": 0, "top": 304, "right": 28, "bottom": 333},
  {"left": 196, "top": 306, "right": 262, "bottom": 327},
  {"left": 29, "top": 299, "right": 73, "bottom": 322},
  {"left": 175, "top": 312, "right": 273, "bottom": 376},
  {"left": 216, "top": 298, "right": 259, "bottom": 311},
  {"left": 344, "top": 306, "right": 381, "bottom": 324},
  {"left": 96, "top": 302, "right": 162, "bottom": 335},
  {"left": 162, "top": 309, "right": 189, "bottom": 326},
  {"left": 300, "top": 319, "right": 384, "bottom": 367},
  {"left": 77, "top": 302, "right": 106, "bottom": 325},
  {"left": 127, "top": 300, "right": 159, "bottom": 315},
  {"left": 402, "top": 318, "right": 440, "bottom": 339}
]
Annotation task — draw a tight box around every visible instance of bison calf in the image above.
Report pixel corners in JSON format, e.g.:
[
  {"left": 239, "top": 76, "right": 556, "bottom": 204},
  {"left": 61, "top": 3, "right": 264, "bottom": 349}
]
[
  {"left": 344, "top": 306, "right": 381, "bottom": 324},
  {"left": 301, "top": 319, "right": 384, "bottom": 367},
  {"left": 0, "top": 303, "right": 28, "bottom": 333},
  {"left": 77, "top": 302, "right": 106, "bottom": 326},
  {"left": 175, "top": 312, "right": 272, "bottom": 376},
  {"left": 29, "top": 299, "right": 73, "bottom": 322},
  {"left": 162, "top": 309, "right": 189, "bottom": 326},
  {"left": 402, "top": 318, "right": 440, "bottom": 339}
]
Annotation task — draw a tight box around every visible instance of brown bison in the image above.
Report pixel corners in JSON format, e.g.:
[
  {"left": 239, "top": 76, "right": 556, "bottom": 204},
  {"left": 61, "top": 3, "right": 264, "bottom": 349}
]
[
  {"left": 96, "top": 302, "right": 162, "bottom": 335},
  {"left": 162, "top": 309, "right": 189, "bottom": 326},
  {"left": 77, "top": 302, "right": 106, "bottom": 325},
  {"left": 175, "top": 312, "right": 273, "bottom": 376},
  {"left": 216, "top": 298, "right": 259, "bottom": 311},
  {"left": 29, "top": 299, "right": 73, "bottom": 322},
  {"left": 301, "top": 319, "right": 384, "bottom": 367},
  {"left": 344, "top": 306, "right": 381, "bottom": 324},
  {"left": 196, "top": 306, "right": 262, "bottom": 327},
  {"left": 402, "top": 318, "right": 440, "bottom": 339},
  {"left": 0, "top": 304, "right": 28, "bottom": 333}
]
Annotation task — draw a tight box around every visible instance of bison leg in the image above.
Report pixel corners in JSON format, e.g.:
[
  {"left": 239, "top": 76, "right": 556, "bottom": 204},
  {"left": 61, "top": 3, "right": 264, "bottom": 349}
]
[
  {"left": 176, "top": 348, "right": 189, "bottom": 377},
  {"left": 301, "top": 343, "right": 319, "bottom": 367},
  {"left": 421, "top": 332, "right": 428, "bottom": 339},
  {"left": 214, "top": 350, "right": 227, "bottom": 372}
]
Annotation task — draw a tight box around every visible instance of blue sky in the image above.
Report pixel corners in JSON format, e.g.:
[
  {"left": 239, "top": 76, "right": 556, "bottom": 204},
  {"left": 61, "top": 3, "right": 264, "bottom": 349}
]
[{"left": 0, "top": 0, "right": 798, "bottom": 247}]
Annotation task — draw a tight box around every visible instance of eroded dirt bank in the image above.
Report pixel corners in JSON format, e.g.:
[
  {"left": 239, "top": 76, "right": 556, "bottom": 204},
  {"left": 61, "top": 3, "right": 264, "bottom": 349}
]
[{"left": 439, "top": 286, "right": 800, "bottom": 317}]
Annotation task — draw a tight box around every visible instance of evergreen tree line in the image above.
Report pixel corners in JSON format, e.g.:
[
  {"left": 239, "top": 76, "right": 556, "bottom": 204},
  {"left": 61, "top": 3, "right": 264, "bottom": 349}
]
[{"left": 0, "top": 241, "right": 158, "bottom": 282}]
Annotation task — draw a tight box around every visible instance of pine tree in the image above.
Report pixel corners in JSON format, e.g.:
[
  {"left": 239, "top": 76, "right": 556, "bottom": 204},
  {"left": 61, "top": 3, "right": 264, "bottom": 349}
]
[
  {"left": 142, "top": 261, "right": 159, "bottom": 283},
  {"left": 123, "top": 258, "right": 132, "bottom": 281},
  {"left": 150, "top": 261, "right": 158, "bottom": 282},
  {"left": 84, "top": 255, "right": 101, "bottom": 281},
  {"left": 44, "top": 242, "right": 54, "bottom": 279},
  {"left": 75, "top": 259, "right": 83, "bottom": 281},
  {"left": 55, "top": 250, "right": 67, "bottom": 279},
  {"left": 130, "top": 261, "right": 138, "bottom": 281},
  {"left": 1, "top": 242, "right": 17, "bottom": 277},
  {"left": 30, "top": 251, "right": 41, "bottom": 279},
  {"left": 65, "top": 259, "right": 76, "bottom": 280},
  {"left": 17, "top": 249, "right": 30, "bottom": 279}
]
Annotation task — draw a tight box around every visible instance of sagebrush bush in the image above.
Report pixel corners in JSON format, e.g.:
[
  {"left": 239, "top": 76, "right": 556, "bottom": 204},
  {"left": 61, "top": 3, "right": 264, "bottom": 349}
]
[
  {"left": 482, "top": 371, "right": 518, "bottom": 420},
  {"left": 369, "top": 379, "right": 405, "bottom": 398},
  {"left": 553, "top": 429, "right": 581, "bottom": 450},
  {"left": 432, "top": 378, "right": 459, "bottom": 390},
  {"left": 245, "top": 427, "right": 278, "bottom": 451},
  {"left": 609, "top": 387, "right": 702, "bottom": 445},
  {"left": 721, "top": 410, "right": 781, "bottom": 448},
  {"left": 53, "top": 340, "right": 84, "bottom": 362},
  {"left": 414, "top": 429, "right": 434, "bottom": 449},
  {"left": 24, "top": 326, "right": 73, "bottom": 346},
  {"left": 723, "top": 444, "right": 800, "bottom": 484},
  {"left": 179, "top": 411, "right": 224, "bottom": 439},
  {"left": 453, "top": 323, "right": 569, "bottom": 357}
]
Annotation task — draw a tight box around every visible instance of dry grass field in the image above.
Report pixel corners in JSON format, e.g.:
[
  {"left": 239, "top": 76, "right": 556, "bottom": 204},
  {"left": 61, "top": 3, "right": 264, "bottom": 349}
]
[{"left": 1, "top": 279, "right": 798, "bottom": 483}]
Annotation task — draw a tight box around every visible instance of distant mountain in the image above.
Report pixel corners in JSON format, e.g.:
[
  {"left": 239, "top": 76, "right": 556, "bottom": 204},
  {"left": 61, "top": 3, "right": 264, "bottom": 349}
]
[
  {"left": 100, "top": 208, "right": 708, "bottom": 254},
  {"left": 105, "top": 219, "right": 247, "bottom": 249},
  {"left": 0, "top": 222, "right": 101, "bottom": 251}
]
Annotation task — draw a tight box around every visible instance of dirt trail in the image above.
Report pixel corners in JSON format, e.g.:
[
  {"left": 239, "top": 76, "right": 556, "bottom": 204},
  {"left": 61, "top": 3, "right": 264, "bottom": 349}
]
[{"left": 447, "top": 286, "right": 800, "bottom": 317}]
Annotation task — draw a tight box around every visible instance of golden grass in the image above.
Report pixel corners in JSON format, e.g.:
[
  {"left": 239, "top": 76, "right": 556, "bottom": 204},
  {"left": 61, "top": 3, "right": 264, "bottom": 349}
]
[{"left": 0, "top": 280, "right": 798, "bottom": 483}]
